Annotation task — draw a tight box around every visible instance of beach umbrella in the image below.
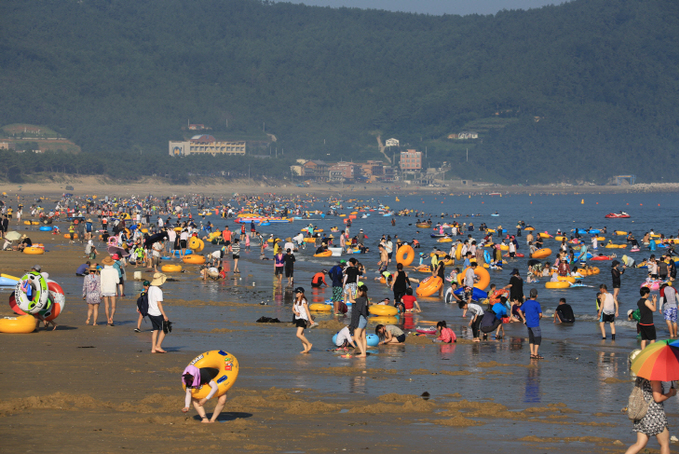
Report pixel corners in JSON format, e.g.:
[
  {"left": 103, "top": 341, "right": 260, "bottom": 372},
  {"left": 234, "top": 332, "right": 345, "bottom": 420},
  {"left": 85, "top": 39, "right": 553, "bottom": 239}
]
[
  {"left": 630, "top": 339, "right": 679, "bottom": 381},
  {"left": 5, "top": 231, "right": 21, "bottom": 241}
]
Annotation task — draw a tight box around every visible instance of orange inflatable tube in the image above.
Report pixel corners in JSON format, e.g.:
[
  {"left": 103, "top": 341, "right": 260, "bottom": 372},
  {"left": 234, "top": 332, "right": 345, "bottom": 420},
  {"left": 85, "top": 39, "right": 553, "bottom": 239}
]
[{"left": 395, "top": 244, "right": 415, "bottom": 267}]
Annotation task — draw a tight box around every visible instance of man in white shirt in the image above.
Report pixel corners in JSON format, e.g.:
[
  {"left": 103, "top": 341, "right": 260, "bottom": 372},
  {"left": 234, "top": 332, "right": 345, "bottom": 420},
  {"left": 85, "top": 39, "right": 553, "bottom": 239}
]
[
  {"left": 597, "top": 284, "right": 618, "bottom": 341},
  {"left": 146, "top": 273, "right": 169, "bottom": 353}
]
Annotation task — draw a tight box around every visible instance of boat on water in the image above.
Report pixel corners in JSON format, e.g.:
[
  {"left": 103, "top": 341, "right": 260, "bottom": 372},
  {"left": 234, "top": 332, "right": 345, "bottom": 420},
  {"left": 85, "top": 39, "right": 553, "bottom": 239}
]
[
  {"left": 605, "top": 212, "right": 631, "bottom": 219},
  {"left": 489, "top": 192, "right": 502, "bottom": 196}
]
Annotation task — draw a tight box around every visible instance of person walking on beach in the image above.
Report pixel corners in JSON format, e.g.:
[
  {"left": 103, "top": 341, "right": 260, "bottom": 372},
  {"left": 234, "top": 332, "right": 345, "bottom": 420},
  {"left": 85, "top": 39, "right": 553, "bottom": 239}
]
[
  {"left": 343, "top": 258, "right": 361, "bottom": 301},
  {"left": 292, "top": 287, "right": 313, "bottom": 354},
  {"left": 273, "top": 249, "right": 284, "bottom": 284},
  {"left": 148, "top": 273, "right": 169, "bottom": 353},
  {"left": 82, "top": 265, "right": 101, "bottom": 326},
  {"left": 348, "top": 284, "right": 370, "bottom": 358},
  {"left": 283, "top": 248, "right": 295, "bottom": 286},
  {"left": 328, "top": 260, "right": 346, "bottom": 315},
  {"left": 519, "top": 288, "right": 543, "bottom": 359},
  {"left": 100, "top": 256, "right": 119, "bottom": 326},
  {"left": 625, "top": 377, "right": 675, "bottom": 454},
  {"left": 638, "top": 287, "right": 657, "bottom": 349},
  {"left": 181, "top": 365, "right": 228, "bottom": 424},
  {"left": 231, "top": 237, "right": 241, "bottom": 273},
  {"left": 597, "top": 284, "right": 619, "bottom": 340}
]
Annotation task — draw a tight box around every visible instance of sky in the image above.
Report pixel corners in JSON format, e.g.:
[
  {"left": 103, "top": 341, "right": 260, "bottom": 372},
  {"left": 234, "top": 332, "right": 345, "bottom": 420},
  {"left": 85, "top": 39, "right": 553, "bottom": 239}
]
[{"left": 279, "top": 0, "right": 569, "bottom": 16}]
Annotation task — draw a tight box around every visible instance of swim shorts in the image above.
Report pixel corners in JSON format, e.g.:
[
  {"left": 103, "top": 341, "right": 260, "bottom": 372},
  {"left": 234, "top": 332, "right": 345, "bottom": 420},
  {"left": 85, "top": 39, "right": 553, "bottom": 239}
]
[
  {"left": 639, "top": 324, "right": 656, "bottom": 341},
  {"left": 149, "top": 314, "right": 163, "bottom": 331},
  {"left": 600, "top": 312, "right": 616, "bottom": 323},
  {"left": 527, "top": 326, "right": 542, "bottom": 345},
  {"left": 358, "top": 315, "right": 367, "bottom": 329},
  {"left": 663, "top": 307, "right": 678, "bottom": 323},
  {"left": 332, "top": 286, "right": 343, "bottom": 302}
]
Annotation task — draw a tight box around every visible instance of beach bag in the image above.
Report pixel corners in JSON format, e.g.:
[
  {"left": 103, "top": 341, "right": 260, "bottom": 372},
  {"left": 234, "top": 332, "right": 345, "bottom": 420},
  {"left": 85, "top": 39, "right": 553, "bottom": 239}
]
[
  {"left": 136, "top": 291, "right": 149, "bottom": 317},
  {"left": 337, "top": 301, "right": 348, "bottom": 314},
  {"left": 627, "top": 382, "right": 649, "bottom": 420}
]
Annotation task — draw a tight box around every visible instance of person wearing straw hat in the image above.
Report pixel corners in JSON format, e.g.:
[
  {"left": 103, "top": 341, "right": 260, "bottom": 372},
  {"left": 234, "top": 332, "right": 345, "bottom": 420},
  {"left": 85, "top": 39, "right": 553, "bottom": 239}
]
[{"left": 147, "top": 272, "right": 169, "bottom": 353}]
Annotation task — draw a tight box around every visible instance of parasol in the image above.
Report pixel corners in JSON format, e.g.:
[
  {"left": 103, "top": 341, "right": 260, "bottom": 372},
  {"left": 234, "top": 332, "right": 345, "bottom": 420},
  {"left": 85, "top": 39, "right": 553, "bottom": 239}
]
[{"left": 630, "top": 339, "right": 679, "bottom": 381}]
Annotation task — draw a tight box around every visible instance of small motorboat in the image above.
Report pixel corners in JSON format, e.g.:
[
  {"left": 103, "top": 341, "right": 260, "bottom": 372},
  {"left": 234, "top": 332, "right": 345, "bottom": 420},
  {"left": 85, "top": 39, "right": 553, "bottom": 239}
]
[{"left": 605, "top": 212, "right": 631, "bottom": 219}]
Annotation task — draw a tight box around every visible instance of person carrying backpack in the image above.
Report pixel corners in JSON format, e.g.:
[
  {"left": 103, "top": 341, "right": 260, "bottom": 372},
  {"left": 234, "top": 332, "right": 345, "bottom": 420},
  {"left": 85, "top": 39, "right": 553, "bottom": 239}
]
[{"left": 134, "top": 281, "right": 150, "bottom": 333}]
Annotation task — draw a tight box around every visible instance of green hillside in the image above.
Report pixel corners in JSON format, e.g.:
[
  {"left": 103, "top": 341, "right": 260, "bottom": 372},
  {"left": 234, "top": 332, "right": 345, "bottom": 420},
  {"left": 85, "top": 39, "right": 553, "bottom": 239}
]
[{"left": 0, "top": 0, "right": 678, "bottom": 183}]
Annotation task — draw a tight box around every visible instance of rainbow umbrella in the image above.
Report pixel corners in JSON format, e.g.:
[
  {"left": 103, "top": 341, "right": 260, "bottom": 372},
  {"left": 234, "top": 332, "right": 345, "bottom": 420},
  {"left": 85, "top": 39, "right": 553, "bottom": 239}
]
[{"left": 630, "top": 339, "right": 679, "bottom": 381}]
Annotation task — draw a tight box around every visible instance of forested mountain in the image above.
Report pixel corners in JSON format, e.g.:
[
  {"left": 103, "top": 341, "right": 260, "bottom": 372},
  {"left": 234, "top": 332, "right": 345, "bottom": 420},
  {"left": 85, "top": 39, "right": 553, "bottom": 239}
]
[{"left": 1, "top": 0, "right": 678, "bottom": 183}]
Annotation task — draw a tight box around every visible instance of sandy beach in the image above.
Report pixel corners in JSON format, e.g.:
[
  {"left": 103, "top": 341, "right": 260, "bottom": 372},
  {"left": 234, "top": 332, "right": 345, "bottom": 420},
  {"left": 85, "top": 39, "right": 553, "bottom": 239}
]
[{"left": 2, "top": 189, "right": 678, "bottom": 454}]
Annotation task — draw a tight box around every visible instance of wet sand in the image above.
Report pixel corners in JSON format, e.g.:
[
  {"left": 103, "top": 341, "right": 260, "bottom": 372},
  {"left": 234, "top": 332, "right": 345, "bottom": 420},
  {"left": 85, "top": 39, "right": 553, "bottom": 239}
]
[{"left": 0, "top": 232, "right": 637, "bottom": 454}]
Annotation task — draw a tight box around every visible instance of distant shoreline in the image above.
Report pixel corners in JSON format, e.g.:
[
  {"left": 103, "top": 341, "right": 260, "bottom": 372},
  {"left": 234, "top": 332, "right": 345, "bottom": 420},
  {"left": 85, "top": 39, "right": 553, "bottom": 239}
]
[{"left": 1, "top": 175, "right": 677, "bottom": 198}]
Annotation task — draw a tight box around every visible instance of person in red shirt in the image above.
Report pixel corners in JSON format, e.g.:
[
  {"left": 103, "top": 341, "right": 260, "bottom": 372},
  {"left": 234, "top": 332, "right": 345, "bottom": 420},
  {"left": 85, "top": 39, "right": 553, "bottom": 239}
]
[
  {"left": 400, "top": 288, "right": 421, "bottom": 313},
  {"left": 311, "top": 270, "right": 328, "bottom": 288},
  {"left": 222, "top": 227, "right": 232, "bottom": 246}
]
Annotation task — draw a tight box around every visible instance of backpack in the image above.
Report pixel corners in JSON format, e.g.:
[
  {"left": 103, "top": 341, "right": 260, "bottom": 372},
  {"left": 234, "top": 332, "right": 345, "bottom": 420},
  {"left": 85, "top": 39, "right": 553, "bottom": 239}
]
[
  {"left": 627, "top": 381, "right": 650, "bottom": 420},
  {"left": 136, "top": 291, "right": 149, "bottom": 317}
]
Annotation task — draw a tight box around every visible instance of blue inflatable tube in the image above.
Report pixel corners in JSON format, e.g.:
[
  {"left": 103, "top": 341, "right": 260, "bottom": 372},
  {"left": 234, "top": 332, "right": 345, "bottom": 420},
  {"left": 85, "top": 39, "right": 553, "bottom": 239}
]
[
  {"left": 484, "top": 250, "right": 492, "bottom": 263},
  {"left": 171, "top": 250, "right": 192, "bottom": 257},
  {"left": 39, "top": 226, "right": 53, "bottom": 231},
  {"left": 453, "top": 287, "right": 488, "bottom": 301}
]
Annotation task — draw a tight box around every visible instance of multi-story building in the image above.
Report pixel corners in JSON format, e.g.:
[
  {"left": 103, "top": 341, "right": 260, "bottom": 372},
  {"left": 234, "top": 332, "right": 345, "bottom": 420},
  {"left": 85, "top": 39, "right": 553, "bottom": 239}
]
[
  {"left": 400, "top": 150, "right": 422, "bottom": 171},
  {"left": 169, "top": 135, "right": 246, "bottom": 156}
]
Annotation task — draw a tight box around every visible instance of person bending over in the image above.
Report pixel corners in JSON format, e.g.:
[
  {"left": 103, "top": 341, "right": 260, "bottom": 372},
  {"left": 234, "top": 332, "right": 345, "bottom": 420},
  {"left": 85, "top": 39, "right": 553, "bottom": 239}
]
[{"left": 181, "top": 365, "right": 228, "bottom": 424}]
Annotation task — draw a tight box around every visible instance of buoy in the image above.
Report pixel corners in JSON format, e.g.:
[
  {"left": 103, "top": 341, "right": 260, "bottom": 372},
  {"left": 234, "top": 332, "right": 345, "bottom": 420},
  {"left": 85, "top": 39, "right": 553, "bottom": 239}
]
[{"left": 581, "top": 199, "right": 584, "bottom": 204}]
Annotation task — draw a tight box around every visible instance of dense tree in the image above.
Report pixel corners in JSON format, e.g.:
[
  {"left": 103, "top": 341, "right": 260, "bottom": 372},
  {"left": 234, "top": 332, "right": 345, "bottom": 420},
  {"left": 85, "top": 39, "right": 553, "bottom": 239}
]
[{"left": 0, "top": 0, "right": 678, "bottom": 183}]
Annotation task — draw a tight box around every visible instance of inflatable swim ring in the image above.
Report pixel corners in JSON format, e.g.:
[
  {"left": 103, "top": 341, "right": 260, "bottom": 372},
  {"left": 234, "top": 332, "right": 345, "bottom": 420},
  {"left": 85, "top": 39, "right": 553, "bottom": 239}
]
[
  {"left": 161, "top": 264, "right": 183, "bottom": 273},
  {"left": 456, "top": 266, "right": 491, "bottom": 291},
  {"left": 557, "top": 276, "right": 576, "bottom": 284},
  {"left": 182, "top": 255, "right": 206, "bottom": 265},
  {"left": 172, "top": 250, "right": 192, "bottom": 257},
  {"left": 591, "top": 255, "right": 612, "bottom": 261},
  {"left": 0, "top": 315, "right": 38, "bottom": 334},
  {"left": 531, "top": 248, "right": 552, "bottom": 259},
  {"left": 309, "top": 303, "right": 332, "bottom": 312},
  {"left": 39, "top": 226, "right": 53, "bottom": 231},
  {"left": 313, "top": 251, "right": 333, "bottom": 258},
  {"left": 14, "top": 271, "right": 50, "bottom": 314},
  {"left": 416, "top": 276, "right": 443, "bottom": 297},
  {"left": 369, "top": 316, "right": 399, "bottom": 325},
  {"left": 545, "top": 281, "right": 570, "bottom": 289},
  {"left": 188, "top": 237, "right": 205, "bottom": 252},
  {"left": 395, "top": 244, "right": 415, "bottom": 267},
  {"left": 415, "top": 223, "right": 430, "bottom": 228},
  {"left": 63, "top": 233, "right": 79, "bottom": 239},
  {"left": 23, "top": 246, "right": 45, "bottom": 255},
  {"left": 369, "top": 305, "right": 398, "bottom": 316},
  {"left": 415, "top": 326, "right": 437, "bottom": 335},
  {"left": 183, "top": 350, "right": 239, "bottom": 399},
  {"left": 437, "top": 237, "right": 452, "bottom": 243}
]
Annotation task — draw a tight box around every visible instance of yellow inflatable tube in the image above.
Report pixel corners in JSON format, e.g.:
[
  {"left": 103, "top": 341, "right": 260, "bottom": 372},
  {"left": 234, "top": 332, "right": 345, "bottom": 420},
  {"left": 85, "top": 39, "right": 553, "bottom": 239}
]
[
  {"left": 0, "top": 315, "right": 38, "bottom": 334},
  {"left": 313, "top": 251, "right": 332, "bottom": 257},
  {"left": 161, "top": 264, "right": 182, "bottom": 273},
  {"left": 23, "top": 247, "right": 45, "bottom": 255},
  {"left": 369, "top": 316, "right": 398, "bottom": 325},
  {"left": 416, "top": 276, "right": 443, "bottom": 297},
  {"left": 545, "top": 281, "right": 570, "bottom": 289},
  {"left": 369, "top": 305, "right": 399, "bottom": 316},
  {"left": 456, "top": 266, "right": 491, "bottom": 291},
  {"left": 531, "top": 248, "right": 552, "bottom": 259},
  {"left": 182, "top": 255, "right": 206, "bottom": 265},
  {"left": 395, "top": 244, "right": 415, "bottom": 267},
  {"left": 309, "top": 303, "right": 332, "bottom": 312},
  {"left": 183, "top": 350, "right": 239, "bottom": 399}
]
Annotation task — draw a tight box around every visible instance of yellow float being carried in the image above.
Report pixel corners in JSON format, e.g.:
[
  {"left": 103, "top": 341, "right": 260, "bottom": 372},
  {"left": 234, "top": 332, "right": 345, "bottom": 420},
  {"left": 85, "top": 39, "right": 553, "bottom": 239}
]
[
  {"left": 188, "top": 237, "right": 205, "bottom": 252},
  {"left": 395, "top": 244, "right": 415, "bottom": 267},
  {"left": 456, "top": 266, "right": 491, "bottom": 291},
  {"left": 183, "top": 350, "right": 239, "bottom": 399},
  {"left": 416, "top": 276, "right": 443, "bottom": 297}
]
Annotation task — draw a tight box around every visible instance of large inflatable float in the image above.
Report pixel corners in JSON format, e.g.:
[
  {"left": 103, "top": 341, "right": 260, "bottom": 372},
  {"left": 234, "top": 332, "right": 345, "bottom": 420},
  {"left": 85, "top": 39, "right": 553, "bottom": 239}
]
[
  {"left": 395, "top": 244, "right": 415, "bottom": 267},
  {"left": 0, "top": 315, "right": 38, "bottom": 334},
  {"left": 14, "top": 271, "right": 50, "bottom": 314},
  {"left": 182, "top": 255, "right": 206, "bottom": 265},
  {"left": 416, "top": 276, "right": 443, "bottom": 297},
  {"left": 183, "top": 350, "right": 239, "bottom": 399},
  {"left": 369, "top": 305, "right": 398, "bottom": 316},
  {"left": 531, "top": 248, "right": 552, "bottom": 259},
  {"left": 456, "top": 266, "right": 491, "bottom": 291}
]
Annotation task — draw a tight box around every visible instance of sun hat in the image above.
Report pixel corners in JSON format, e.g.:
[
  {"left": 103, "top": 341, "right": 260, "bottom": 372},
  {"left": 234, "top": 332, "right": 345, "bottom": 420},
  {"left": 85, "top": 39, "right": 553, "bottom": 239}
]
[
  {"left": 511, "top": 268, "right": 520, "bottom": 275},
  {"left": 112, "top": 253, "right": 120, "bottom": 260},
  {"left": 102, "top": 257, "right": 114, "bottom": 266},
  {"left": 150, "top": 272, "right": 167, "bottom": 286},
  {"left": 627, "top": 309, "right": 634, "bottom": 317}
]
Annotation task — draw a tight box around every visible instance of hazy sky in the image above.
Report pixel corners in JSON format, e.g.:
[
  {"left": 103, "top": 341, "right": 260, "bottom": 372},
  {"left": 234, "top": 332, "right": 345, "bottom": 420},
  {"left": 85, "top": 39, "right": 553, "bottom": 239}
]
[{"left": 280, "top": 0, "right": 569, "bottom": 16}]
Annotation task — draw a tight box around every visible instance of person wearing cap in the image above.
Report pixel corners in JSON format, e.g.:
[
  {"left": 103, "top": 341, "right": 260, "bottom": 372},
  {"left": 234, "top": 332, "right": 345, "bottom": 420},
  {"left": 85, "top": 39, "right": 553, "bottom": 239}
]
[
  {"left": 292, "top": 287, "right": 313, "bottom": 354},
  {"left": 82, "top": 264, "right": 101, "bottom": 326},
  {"left": 100, "top": 256, "right": 120, "bottom": 326},
  {"left": 283, "top": 247, "right": 295, "bottom": 285},
  {"left": 148, "top": 272, "right": 169, "bottom": 353},
  {"left": 611, "top": 259, "right": 626, "bottom": 304},
  {"left": 311, "top": 269, "right": 328, "bottom": 288},
  {"left": 518, "top": 288, "right": 543, "bottom": 359},
  {"left": 328, "top": 260, "right": 346, "bottom": 314}
]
